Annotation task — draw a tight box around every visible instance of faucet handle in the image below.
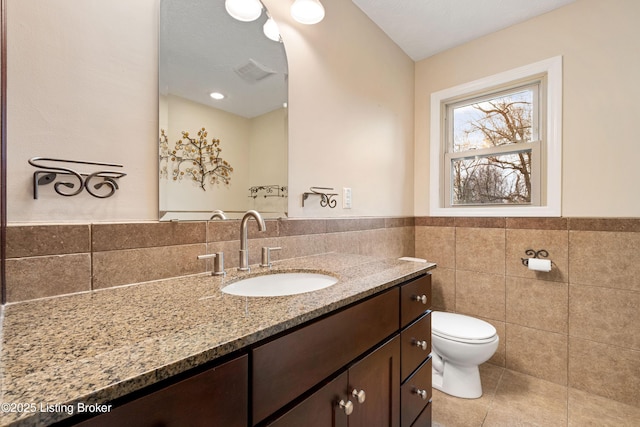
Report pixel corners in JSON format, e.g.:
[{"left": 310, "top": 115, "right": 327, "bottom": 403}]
[
  {"left": 260, "top": 247, "right": 282, "bottom": 268},
  {"left": 197, "top": 252, "right": 225, "bottom": 276}
]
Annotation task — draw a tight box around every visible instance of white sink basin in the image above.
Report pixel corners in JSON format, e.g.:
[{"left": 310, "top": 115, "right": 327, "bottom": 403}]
[{"left": 222, "top": 272, "right": 338, "bottom": 297}]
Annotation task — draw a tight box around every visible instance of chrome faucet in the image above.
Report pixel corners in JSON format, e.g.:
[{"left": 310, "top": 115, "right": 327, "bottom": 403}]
[
  {"left": 210, "top": 210, "right": 226, "bottom": 220},
  {"left": 238, "top": 210, "right": 266, "bottom": 271}
]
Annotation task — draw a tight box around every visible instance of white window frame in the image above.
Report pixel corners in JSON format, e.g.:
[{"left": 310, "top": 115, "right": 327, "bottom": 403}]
[{"left": 429, "top": 56, "right": 562, "bottom": 217}]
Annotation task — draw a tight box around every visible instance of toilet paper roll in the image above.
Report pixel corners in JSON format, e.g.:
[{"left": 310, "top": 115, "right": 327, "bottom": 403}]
[{"left": 528, "top": 258, "right": 552, "bottom": 272}]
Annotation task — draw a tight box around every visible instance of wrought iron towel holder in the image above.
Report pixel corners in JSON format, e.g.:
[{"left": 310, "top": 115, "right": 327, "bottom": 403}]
[
  {"left": 248, "top": 185, "right": 288, "bottom": 199},
  {"left": 302, "top": 187, "right": 338, "bottom": 208},
  {"left": 29, "top": 157, "right": 126, "bottom": 199}
]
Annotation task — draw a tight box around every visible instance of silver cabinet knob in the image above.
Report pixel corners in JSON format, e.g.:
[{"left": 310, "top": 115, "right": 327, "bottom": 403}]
[
  {"left": 413, "top": 340, "right": 428, "bottom": 350},
  {"left": 412, "top": 294, "right": 427, "bottom": 304},
  {"left": 351, "top": 389, "right": 366, "bottom": 404},
  {"left": 413, "top": 388, "right": 428, "bottom": 400},
  {"left": 338, "top": 399, "right": 353, "bottom": 415}
]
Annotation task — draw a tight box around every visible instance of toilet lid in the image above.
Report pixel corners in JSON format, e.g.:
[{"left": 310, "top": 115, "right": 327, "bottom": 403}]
[{"left": 432, "top": 311, "right": 497, "bottom": 343}]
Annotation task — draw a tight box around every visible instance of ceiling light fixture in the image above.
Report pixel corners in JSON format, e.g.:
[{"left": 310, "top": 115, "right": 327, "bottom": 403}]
[
  {"left": 290, "top": 0, "right": 325, "bottom": 25},
  {"left": 263, "top": 15, "right": 281, "bottom": 42},
  {"left": 225, "top": 0, "right": 263, "bottom": 22},
  {"left": 210, "top": 92, "right": 225, "bottom": 100}
]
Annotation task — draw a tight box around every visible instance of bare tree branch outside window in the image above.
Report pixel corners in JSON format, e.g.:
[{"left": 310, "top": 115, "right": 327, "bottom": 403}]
[{"left": 451, "top": 89, "right": 535, "bottom": 205}]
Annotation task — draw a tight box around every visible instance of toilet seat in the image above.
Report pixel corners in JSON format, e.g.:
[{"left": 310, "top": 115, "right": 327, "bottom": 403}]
[{"left": 432, "top": 311, "right": 497, "bottom": 344}]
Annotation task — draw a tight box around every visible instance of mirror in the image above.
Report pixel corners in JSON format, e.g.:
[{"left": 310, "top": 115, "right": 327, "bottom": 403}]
[{"left": 159, "top": 0, "right": 288, "bottom": 220}]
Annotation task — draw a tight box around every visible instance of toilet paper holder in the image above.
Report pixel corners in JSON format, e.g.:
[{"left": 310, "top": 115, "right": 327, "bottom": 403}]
[{"left": 521, "top": 249, "right": 553, "bottom": 267}]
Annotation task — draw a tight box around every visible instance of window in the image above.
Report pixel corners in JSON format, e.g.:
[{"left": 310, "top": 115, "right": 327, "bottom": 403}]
[{"left": 430, "top": 56, "right": 562, "bottom": 217}]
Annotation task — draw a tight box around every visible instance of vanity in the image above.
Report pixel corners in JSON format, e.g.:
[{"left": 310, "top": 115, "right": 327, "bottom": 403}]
[{"left": 0, "top": 254, "right": 434, "bottom": 426}]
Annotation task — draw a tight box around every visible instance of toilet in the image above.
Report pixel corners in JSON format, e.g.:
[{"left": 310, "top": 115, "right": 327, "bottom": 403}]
[{"left": 430, "top": 311, "right": 499, "bottom": 399}]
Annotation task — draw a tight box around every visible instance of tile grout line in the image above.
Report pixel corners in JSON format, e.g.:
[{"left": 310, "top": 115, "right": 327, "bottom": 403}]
[
  {"left": 480, "top": 366, "right": 506, "bottom": 426},
  {"left": 565, "top": 228, "right": 570, "bottom": 427}
]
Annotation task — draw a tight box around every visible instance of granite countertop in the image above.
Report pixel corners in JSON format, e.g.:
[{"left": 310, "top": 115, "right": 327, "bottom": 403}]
[{"left": 0, "top": 252, "right": 435, "bottom": 426}]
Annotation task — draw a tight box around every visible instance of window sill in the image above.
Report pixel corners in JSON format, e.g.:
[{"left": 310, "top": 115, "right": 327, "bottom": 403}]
[{"left": 429, "top": 205, "right": 561, "bottom": 217}]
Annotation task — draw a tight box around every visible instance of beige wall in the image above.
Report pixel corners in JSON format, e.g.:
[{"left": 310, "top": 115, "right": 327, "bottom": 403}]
[
  {"left": 7, "top": 0, "right": 159, "bottom": 223},
  {"left": 414, "top": 0, "right": 640, "bottom": 217},
  {"left": 6, "top": 0, "right": 414, "bottom": 224},
  {"left": 160, "top": 95, "right": 251, "bottom": 213},
  {"left": 265, "top": 0, "right": 415, "bottom": 218}
]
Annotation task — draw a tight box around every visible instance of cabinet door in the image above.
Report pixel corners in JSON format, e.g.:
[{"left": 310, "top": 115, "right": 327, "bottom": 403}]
[
  {"left": 253, "top": 288, "right": 399, "bottom": 424},
  {"left": 348, "top": 335, "right": 400, "bottom": 427},
  {"left": 268, "top": 336, "right": 400, "bottom": 427},
  {"left": 410, "top": 402, "right": 432, "bottom": 427},
  {"left": 269, "top": 372, "right": 349, "bottom": 427},
  {"left": 76, "top": 354, "right": 248, "bottom": 427}
]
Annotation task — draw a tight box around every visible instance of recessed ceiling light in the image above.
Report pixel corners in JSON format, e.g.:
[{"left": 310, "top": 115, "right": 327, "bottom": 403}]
[
  {"left": 263, "top": 17, "right": 281, "bottom": 42},
  {"left": 225, "top": 0, "right": 263, "bottom": 22},
  {"left": 291, "top": 0, "right": 325, "bottom": 25},
  {"left": 210, "top": 92, "right": 225, "bottom": 100}
]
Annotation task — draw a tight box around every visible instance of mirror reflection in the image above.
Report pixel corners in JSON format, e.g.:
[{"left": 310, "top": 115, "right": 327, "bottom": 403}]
[{"left": 159, "top": 0, "right": 288, "bottom": 220}]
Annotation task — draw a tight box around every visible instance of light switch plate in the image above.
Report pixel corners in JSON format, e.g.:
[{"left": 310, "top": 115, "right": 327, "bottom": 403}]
[{"left": 343, "top": 187, "right": 352, "bottom": 209}]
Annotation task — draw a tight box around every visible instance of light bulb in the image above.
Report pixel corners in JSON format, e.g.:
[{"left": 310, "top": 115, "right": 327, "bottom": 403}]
[
  {"left": 225, "top": 0, "right": 263, "bottom": 22},
  {"left": 291, "top": 0, "right": 325, "bottom": 25},
  {"left": 263, "top": 17, "right": 281, "bottom": 42}
]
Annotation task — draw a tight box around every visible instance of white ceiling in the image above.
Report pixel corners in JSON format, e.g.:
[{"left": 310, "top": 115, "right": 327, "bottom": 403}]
[
  {"left": 160, "top": 0, "right": 288, "bottom": 119},
  {"left": 351, "top": 0, "right": 576, "bottom": 61},
  {"left": 161, "top": 0, "right": 576, "bottom": 119}
]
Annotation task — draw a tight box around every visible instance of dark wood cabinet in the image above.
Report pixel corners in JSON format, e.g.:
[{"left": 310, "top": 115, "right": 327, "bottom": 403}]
[
  {"left": 348, "top": 335, "right": 400, "bottom": 427},
  {"left": 74, "top": 272, "right": 432, "bottom": 427},
  {"left": 76, "top": 354, "right": 249, "bottom": 427},
  {"left": 399, "top": 274, "right": 432, "bottom": 427},
  {"left": 269, "top": 336, "right": 400, "bottom": 427},
  {"left": 269, "top": 372, "right": 349, "bottom": 427},
  {"left": 401, "top": 358, "right": 432, "bottom": 427},
  {"left": 401, "top": 312, "right": 432, "bottom": 381},
  {"left": 400, "top": 274, "right": 432, "bottom": 327},
  {"left": 410, "top": 402, "right": 432, "bottom": 427},
  {"left": 252, "top": 288, "right": 399, "bottom": 424}
]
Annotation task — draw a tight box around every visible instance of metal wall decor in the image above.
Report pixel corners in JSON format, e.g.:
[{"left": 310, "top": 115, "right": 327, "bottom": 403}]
[
  {"left": 249, "top": 185, "right": 288, "bottom": 199},
  {"left": 302, "top": 186, "right": 337, "bottom": 208},
  {"left": 162, "top": 127, "right": 233, "bottom": 191},
  {"left": 159, "top": 128, "right": 170, "bottom": 180},
  {"left": 29, "top": 157, "right": 126, "bottom": 199}
]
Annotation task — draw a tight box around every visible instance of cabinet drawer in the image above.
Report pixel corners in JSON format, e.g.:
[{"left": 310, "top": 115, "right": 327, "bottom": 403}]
[
  {"left": 401, "top": 358, "right": 432, "bottom": 427},
  {"left": 270, "top": 336, "right": 401, "bottom": 427},
  {"left": 400, "top": 274, "right": 431, "bottom": 327},
  {"left": 269, "top": 371, "right": 349, "bottom": 427},
  {"left": 411, "top": 402, "right": 432, "bottom": 427},
  {"left": 401, "top": 312, "right": 431, "bottom": 381},
  {"left": 77, "top": 354, "right": 248, "bottom": 427},
  {"left": 253, "top": 288, "right": 399, "bottom": 425}
]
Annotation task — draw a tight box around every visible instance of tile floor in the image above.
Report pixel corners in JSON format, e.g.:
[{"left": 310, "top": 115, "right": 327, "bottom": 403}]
[{"left": 432, "top": 364, "right": 640, "bottom": 427}]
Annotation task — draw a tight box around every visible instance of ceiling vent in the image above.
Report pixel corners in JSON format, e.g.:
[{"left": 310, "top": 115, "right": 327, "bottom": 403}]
[{"left": 234, "top": 59, "right": 276, "bottom": 83}]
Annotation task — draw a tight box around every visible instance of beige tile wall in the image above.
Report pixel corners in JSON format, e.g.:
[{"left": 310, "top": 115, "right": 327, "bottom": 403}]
[
  {"left": 5, "top": 216, "right": 638, "bottom": 407},
  {"left": 415, "top": 217, "right": 640, "bottom": 408},
  {"left": 4, "top": 217, "right": 415, "bottom": 303}
]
